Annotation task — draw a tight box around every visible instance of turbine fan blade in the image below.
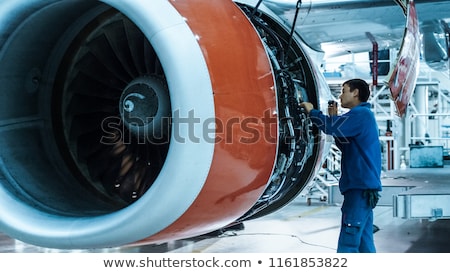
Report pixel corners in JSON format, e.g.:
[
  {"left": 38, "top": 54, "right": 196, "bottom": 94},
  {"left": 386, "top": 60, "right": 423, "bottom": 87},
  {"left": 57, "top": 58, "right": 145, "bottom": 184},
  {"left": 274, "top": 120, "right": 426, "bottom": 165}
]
[{"left": 62, "top": 11, "right": 170, "bottom": 203}]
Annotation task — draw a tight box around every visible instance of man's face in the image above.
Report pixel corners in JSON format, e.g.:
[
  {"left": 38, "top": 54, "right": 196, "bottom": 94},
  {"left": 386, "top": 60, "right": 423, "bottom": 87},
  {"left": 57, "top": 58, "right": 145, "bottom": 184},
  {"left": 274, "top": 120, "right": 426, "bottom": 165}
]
[{"left": 339, "top": 84, "right": 358, "bottom": 109}]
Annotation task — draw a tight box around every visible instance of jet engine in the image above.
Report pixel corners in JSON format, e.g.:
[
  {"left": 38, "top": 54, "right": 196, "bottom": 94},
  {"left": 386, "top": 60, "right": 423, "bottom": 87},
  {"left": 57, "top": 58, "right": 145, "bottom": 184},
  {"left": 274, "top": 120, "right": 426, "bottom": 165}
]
[{"left": 0, "top": 0, "right": 331, "bottom": 249}]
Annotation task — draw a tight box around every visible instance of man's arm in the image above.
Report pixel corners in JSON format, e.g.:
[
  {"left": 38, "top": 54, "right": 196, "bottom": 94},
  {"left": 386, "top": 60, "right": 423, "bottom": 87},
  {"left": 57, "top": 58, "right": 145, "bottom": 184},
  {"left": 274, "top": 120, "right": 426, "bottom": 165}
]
[
  {"left": 299, "top": 101, "right": 337, "bottom": 116},
  {"left": 300, "top": 101, "right": 357, "bottom": 137}
]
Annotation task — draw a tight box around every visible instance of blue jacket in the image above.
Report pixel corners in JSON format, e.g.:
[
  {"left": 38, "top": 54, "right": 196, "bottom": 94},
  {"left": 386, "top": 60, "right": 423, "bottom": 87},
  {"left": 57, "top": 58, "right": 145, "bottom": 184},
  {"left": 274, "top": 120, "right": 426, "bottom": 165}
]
[{"left": 310, "top": 102, "right": 382, "bottom": 193}]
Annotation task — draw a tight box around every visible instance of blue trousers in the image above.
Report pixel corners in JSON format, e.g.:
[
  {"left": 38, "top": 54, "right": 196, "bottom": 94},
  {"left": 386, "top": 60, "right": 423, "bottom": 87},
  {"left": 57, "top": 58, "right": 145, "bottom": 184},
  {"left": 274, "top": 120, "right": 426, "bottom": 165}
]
[{"left": 337, "top": 189, "right": 376, "bottom": 253}]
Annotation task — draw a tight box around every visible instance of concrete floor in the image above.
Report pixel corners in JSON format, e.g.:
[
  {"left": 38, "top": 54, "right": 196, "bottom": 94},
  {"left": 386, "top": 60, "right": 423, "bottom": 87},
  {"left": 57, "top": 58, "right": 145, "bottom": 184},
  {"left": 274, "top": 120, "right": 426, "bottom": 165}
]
[{"left": 1, "top": 166, "right": 450, "bottom": 253}]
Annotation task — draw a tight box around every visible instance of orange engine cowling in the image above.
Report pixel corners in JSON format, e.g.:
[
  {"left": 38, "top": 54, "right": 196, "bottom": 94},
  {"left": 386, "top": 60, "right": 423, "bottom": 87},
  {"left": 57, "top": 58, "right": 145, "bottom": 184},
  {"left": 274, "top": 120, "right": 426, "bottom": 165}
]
[{"left": 0, "top": 0, "right": 328, "bottom": 249}]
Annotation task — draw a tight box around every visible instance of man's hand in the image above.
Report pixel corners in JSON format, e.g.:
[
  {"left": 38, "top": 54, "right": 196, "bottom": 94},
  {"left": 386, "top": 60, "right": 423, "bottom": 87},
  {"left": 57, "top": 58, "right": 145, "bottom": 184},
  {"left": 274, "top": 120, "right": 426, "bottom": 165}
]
[
  {"left": 299, "top": 102, "right": 314, "bottom": 114},
  {"left": 328, "top": 100, "right": 338, "bottom": 116}
]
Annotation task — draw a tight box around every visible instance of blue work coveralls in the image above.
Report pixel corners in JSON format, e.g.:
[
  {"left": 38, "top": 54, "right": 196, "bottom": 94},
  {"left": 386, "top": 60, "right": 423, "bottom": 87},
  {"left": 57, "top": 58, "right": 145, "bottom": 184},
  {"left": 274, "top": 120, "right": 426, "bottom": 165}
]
[{"left": 309, "top": 102, "right": 382, "bottom": 253}]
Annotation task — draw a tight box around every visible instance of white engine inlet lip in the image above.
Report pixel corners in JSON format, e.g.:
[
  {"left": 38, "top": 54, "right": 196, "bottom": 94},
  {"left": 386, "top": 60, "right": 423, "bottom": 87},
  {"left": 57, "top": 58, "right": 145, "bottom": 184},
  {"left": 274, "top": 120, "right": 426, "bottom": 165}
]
[{"left": 0, "top": 0, "right": 215, "bottom": 249}]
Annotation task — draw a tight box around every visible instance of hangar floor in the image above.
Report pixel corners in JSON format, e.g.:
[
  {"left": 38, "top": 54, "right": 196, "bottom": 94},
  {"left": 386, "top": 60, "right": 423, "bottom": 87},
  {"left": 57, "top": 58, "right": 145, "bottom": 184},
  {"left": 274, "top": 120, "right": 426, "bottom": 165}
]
[{"left": 1, "top": 165, "right": 450, "bottom": 253}]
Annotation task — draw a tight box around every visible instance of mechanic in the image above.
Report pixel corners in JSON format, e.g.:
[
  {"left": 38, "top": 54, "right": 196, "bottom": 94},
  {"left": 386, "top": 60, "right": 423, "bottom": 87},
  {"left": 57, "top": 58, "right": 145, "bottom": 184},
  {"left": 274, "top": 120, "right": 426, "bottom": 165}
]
[{"left": 300, "top": 78, "right": 382, "bottom": 253}]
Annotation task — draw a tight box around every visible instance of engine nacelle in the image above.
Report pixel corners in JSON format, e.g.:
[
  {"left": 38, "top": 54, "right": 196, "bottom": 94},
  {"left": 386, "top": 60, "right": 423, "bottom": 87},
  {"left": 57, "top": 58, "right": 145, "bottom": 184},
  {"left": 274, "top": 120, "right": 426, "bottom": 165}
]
[{"left": 0, "top": 0, "right": 330, "bottom": 249}]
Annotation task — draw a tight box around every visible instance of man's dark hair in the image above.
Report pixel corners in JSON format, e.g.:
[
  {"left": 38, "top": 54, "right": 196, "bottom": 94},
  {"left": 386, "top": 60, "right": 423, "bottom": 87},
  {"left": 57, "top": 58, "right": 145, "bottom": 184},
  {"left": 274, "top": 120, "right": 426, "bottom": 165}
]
[{"left": 343, "top": 78, "right": 370, "bottom": 102}]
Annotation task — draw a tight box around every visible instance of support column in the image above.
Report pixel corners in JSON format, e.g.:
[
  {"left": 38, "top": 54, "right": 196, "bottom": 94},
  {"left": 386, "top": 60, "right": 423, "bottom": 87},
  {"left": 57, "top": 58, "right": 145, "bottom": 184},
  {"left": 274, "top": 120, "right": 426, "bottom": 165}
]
[{"left": 414, "top": 85, "right": 429, "bottom": 144}]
